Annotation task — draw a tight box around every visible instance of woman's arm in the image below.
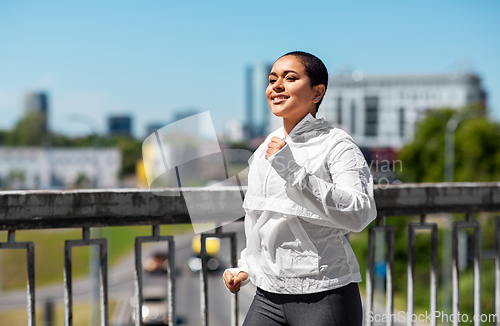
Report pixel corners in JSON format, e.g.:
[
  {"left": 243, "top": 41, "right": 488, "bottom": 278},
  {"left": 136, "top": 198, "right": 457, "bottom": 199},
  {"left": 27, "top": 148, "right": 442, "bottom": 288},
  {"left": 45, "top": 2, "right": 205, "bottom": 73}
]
[{"left": 267, "top": 139, "right": 377, "bottom": 232}]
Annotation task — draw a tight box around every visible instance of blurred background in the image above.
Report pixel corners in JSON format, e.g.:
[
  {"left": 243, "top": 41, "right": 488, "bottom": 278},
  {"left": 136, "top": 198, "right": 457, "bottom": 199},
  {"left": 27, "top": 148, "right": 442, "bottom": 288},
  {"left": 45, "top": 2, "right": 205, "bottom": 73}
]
[
  {"left": 1, "top": 1, "right": 500, "bottom": 325},
  {"left": 1, "top": 0, "right": 499, "bottom": 190}
]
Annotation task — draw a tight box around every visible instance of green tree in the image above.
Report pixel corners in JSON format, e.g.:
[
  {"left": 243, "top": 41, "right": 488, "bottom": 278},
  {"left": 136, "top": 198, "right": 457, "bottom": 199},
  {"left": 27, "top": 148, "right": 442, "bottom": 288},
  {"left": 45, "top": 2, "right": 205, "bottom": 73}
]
[
  {"left": 50, "top": 133, "right": 75, "bottom": 147},
  {"left": 455, "top": 117, "right": 500, "bottom": 181},
  {"left": 6, "top": 111, "right": 47, "bottom": 146},
  {"left": 397, "top": 105, "right": 500, "bottom": 183},
  {"left": 0, "top": 130, "right": 9, "bottom": 145},
  {"left": 110, "top": 136, "right": 142, "bottom": 175}
]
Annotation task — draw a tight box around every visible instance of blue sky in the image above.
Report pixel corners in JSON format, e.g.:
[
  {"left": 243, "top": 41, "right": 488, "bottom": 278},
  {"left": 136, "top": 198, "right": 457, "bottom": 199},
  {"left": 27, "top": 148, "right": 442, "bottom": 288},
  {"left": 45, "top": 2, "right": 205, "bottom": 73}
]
[{"left": 1, "top": 0, "right": 499, "bottom": 139}]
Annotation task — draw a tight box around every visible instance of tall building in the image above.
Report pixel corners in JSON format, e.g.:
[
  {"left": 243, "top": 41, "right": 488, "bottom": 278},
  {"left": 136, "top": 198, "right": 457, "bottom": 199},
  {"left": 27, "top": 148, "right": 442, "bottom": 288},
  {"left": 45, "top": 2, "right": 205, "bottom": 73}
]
[
  {"left": 24, "top": 92, "right": 49, "bottom": 132},
  {"left": 319, "top": 72, "right": 486, "bottom": 150},
  {"left": 245, "top": 63, "right": 281, "bottom": 139},
  {"left": 108, "top": 115, "right": 132, "bottom": 137}
]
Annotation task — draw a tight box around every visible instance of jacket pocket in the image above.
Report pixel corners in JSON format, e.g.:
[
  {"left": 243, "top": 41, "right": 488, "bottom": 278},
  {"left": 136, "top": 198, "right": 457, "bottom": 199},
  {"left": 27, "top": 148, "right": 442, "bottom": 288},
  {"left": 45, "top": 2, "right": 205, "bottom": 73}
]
[{"left": 276, "top": 216, "right": 320, "bottom": 277}]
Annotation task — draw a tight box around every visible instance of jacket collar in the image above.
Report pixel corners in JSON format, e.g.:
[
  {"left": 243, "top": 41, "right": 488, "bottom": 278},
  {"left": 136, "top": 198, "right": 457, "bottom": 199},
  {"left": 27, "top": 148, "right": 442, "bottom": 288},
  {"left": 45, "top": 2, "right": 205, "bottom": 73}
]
[{"left": 283, "top": 113, "right": 332, "bottom": 143}]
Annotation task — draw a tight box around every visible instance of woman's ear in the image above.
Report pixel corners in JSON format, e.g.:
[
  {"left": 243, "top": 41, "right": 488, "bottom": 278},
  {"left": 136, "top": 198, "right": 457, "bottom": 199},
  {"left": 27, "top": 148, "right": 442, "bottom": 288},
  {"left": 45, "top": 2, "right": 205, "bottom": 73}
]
[{"left": 314, "top": 84, "right": 326, "bottom": 101}]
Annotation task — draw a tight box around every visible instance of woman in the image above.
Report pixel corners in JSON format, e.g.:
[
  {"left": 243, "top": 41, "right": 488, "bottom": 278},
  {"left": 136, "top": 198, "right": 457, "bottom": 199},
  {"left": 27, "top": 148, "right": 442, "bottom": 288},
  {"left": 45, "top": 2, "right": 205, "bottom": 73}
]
[{"left": 222, "top": 51, "right": 377, "bottom": 326}]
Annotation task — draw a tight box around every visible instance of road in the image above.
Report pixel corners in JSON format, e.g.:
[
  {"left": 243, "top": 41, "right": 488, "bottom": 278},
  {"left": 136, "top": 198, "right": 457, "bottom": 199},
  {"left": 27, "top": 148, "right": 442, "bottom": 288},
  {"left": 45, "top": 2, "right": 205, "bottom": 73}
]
[
  {"left": 0, "top": 222, "right": 255, "bottom": 326},
  {"left": 111, "top": 222, "right": 255, "bottom": 326}
]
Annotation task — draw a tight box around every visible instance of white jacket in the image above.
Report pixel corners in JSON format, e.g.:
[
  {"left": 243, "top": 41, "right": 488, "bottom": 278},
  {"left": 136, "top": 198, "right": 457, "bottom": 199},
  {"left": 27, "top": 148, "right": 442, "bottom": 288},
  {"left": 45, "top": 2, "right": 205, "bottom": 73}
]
[{"left": 226, "top": 112, "right": 377, "bottom": 294}]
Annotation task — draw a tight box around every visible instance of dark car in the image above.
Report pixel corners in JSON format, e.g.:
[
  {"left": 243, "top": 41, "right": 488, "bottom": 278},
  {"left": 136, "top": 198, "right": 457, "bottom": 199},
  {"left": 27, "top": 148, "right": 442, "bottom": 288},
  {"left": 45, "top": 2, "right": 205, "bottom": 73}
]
[{"left": 144, "top": 251, "right": 169, "bottom": 274}]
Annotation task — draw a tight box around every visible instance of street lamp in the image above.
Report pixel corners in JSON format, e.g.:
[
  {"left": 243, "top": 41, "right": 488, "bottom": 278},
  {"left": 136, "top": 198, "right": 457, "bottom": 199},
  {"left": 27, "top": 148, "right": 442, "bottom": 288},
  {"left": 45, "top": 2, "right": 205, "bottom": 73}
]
[
  {"left": 444, "top": 108, "right": 483, "bottom": 182},
  {"left": 442, "top": 108, "right": 482, "bottom": 324},
  {"left": 66, "top": 113, "right": 101, "bottom": 188}
]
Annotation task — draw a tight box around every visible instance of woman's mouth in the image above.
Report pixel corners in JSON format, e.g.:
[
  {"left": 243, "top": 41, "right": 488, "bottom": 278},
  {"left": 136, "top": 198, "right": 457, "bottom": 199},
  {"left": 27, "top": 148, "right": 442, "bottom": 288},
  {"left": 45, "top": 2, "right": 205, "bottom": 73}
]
[{"left": 272, "top": 95, "right": 289, "bottom": 104}]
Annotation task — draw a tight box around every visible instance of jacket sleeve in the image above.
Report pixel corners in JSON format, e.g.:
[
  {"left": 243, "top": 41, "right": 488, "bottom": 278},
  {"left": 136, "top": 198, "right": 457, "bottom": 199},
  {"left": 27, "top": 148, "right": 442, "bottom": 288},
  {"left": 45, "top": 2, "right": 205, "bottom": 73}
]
[{"left": 267, "top": 139, "right": 377, "bottom": 232}]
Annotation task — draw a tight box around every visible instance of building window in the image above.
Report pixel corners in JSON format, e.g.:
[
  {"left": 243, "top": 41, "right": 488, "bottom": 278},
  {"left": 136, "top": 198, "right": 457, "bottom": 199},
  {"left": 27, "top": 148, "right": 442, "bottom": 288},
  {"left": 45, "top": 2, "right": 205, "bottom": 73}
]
[
  {"left": 364, "top": 96, "right": 378, "bottom": 136},
  {"left": 350, "top": 100, "right": 356, "bottom": 134},
  {"left": 337, "top": 97, "right": 342, "bottom": 125},
  {"left": 399, "top": 108, "right": 405, "bottom": 138}
]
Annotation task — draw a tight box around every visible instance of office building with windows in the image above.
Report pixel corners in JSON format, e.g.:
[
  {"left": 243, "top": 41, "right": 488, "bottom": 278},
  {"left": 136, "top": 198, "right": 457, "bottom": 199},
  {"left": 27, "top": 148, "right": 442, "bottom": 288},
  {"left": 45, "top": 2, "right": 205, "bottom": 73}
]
[
  {"left": 319, "top": 72, "right": 486, "bottom": 150},
  {"left": 0, "top": 147, "right": 121, "bottom": 189},
  {"left": 108, "top": 115, "right": 132, "bottom": 137}
]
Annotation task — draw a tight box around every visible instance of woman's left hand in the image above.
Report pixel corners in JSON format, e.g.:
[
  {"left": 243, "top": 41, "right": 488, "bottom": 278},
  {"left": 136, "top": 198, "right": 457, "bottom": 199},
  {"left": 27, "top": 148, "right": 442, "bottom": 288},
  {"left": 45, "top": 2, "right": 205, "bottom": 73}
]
[
  {"left": 223, "top": 270, "right": 248, "bottom": 293},
  {"left": 265, "top": 137, "right": 287, "bottom": 159}
]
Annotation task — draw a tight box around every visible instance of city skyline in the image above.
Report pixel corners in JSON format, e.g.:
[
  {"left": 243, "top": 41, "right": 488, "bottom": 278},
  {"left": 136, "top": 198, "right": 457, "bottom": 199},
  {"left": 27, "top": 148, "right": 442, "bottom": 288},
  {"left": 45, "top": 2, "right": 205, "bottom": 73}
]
[{"left": 1, "top": 1, "right": 499, "bottom": 139}]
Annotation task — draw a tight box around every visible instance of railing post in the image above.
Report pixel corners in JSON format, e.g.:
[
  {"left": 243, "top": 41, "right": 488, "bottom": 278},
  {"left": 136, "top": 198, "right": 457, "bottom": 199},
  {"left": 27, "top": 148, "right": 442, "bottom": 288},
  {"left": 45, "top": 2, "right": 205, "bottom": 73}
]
[
  {"left": 0, "top": 230, "right": 36, "bottom": 326},
  {"left": 200, "top": 233, "right": 208, "bottom": 326},
  {"left": 366, "top": 216, "right": 394, "bottom": 326},
  {"left": 495, "top": 216, "right": 500, "bottom": 325},
  {"left": 200, "top": 229, "right": 239, "bottom": 326},
  {"left": 64, "top": 227, "right": 108, "bottom": 326},
  {"left": 452, "top": 213, "right": 481, "bottom": 326},
  {"left": 134, "top": 224, "right": 176, "bottom": 326},
  {"left": 407, "top": 215, "right": 438, "bottom": 326}
]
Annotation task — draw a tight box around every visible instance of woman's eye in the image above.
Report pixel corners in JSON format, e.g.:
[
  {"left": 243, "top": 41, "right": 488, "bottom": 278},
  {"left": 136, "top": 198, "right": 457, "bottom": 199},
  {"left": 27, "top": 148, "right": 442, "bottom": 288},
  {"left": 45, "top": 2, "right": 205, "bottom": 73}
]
[
  {"left": 269, "top": 79, "right": 276, "bottom": 84},
  {"left": 286, "top": 76, "right": 296, "bottom": 81}
]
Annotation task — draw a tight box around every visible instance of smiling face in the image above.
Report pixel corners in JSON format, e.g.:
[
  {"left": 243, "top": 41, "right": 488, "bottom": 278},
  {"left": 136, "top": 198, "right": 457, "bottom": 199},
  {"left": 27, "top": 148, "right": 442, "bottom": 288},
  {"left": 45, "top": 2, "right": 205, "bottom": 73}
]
[{"left": 266, "top": 55, "right": 324, "bottom": 121}]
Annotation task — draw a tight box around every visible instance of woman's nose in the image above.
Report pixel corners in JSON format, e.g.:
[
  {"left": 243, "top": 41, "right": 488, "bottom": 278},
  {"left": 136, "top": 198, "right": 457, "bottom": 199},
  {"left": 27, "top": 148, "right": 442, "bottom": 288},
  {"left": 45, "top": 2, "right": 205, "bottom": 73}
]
[{"left": 273, "top": 78, "right": 284, "bottom": 91}]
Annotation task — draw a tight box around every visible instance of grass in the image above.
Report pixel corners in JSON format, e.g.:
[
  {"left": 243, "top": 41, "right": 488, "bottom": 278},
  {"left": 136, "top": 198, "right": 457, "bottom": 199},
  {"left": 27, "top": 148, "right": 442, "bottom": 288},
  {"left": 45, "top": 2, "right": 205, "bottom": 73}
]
[
  {"left": 0, "top": 224, "right": 193, "bottom": 291},
  {"left": 0, "top": 300, "right": 117, "bottom": 326}
]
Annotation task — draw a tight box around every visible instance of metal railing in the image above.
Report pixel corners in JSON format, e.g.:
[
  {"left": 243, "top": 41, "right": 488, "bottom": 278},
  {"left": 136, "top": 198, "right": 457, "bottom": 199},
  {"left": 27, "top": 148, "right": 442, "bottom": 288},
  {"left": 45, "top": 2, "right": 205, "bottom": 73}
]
[{"left": 0, "top": 182, "right": 500, "bottom": 326}]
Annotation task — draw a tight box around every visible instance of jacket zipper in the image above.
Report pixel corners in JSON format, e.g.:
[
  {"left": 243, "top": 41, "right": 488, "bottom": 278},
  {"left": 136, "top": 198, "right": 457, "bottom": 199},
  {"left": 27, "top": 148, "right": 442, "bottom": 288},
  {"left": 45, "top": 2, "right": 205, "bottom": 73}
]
[{"left": 263, "top": 165, "right": 272, "bottom": 198}]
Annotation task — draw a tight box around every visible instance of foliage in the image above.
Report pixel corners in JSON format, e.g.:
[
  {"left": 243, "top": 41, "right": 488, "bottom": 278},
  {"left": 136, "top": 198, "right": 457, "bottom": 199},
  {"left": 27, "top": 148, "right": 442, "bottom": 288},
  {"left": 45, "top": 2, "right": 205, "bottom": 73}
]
[
  {"left": 0, "top": 130, "right": 10, "bottom": 144},
  {"left": 4, "top": 111, "right": 47, "bottom": 146},
  {"left": 455, "top": 118, "right": 500, "bottom": 181},
  {"left": 226, "top": 141, "right": 250, "bottom": 149},
  {"left": 74, "top": 173, "right": 92, "bottom": 188},
  {"left": 397, "top": 104, "right": 500, "bottom": 183},
  {"left": 110, "top": 136, "right": 142, "bottom": 175}
]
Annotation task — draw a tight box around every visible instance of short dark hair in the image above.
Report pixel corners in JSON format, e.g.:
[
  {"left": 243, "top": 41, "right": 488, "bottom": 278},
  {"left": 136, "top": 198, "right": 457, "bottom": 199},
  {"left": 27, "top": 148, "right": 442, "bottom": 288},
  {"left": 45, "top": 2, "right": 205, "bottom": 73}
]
[{"left": 279, "top": 51, "right": 328, "bottom": 112}]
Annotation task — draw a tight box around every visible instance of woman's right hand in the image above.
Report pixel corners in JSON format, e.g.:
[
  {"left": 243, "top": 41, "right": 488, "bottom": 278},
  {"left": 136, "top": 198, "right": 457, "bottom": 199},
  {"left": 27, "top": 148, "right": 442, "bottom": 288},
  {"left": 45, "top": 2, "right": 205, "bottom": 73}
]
[{"left": 223, "top": 270, "right": 248, "bottom": 293}]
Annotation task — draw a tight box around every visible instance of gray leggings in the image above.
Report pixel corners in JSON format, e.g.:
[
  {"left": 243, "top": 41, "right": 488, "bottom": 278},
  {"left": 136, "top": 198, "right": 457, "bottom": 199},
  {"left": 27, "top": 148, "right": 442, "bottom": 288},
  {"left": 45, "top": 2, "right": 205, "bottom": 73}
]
[{"left": 243, "top": 283, "right": 362, "bottom": 326}]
